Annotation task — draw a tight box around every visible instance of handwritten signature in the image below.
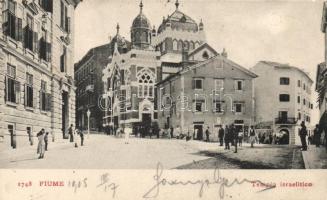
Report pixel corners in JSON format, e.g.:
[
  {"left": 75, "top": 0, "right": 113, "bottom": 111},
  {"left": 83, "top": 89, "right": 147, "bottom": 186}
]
[{"left": 143, "top": 162, "right": 276, "bottom": 199}]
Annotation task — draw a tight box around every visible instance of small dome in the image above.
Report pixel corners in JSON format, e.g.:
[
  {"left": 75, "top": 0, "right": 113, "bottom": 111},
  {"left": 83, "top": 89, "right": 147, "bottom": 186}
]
[
  {"left": 131, "top": 1, "right": 150, "bottom": 30},
  {"left": 132, "top": 13, "right": 151, "bottom": 30}
]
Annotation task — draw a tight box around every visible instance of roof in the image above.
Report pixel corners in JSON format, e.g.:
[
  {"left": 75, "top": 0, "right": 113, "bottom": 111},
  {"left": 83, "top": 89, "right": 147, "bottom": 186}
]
[
  {"left": 188, "top": 43, "right": 218, "bottom": 57},
  {"left": 259, "top": 61, "right": 314, "bottom": 83},
  {"left": 158, "top": 10, "right": 199, "bottom": 34},
  {"left": 132, "top": 13, "right": 151, "bottom": 29},
  {"left": 157, "top": 54, "right": 258, "bottom": 85},
  {"left": 74, "top": 38, "right": 131, "bottom": 71}
]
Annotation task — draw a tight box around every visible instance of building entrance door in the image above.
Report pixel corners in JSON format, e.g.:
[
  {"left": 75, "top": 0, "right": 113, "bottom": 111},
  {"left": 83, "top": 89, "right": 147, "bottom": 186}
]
[
  {"left": 62, "top": 91, "right": 69, "bottom": 139},
  {"left": 194, "top": 125, "right": 203, "bottom": 140},
  {"left": 8, "top": 124, "right": 16, "bottom": 149}
]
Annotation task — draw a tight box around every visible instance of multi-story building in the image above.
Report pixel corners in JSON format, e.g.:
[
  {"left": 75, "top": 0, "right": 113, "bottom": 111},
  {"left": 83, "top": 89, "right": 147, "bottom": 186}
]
[
  {"left": 100, "top": 0, "right": 222, "bottom": 133},
  {"left": 102, "top": 2, "right": 161, "bottom": 132},
  {"left": 157, "top": 53, "right": 257, "bottom": 141},
  {"left": 316, "top": 1, "right": 327, "bottom": 139},
  {"left": 0, "top": 0, "right": 81, "bottom": 150},
  {"left": 152, "top": 0, "right": 207, "bottom": 81},
  {"left": 74, "top": 39, "right": 129, "bottom": 131},
  {"left": 252, "top": 61, "right": 314, "bottom": 145}
]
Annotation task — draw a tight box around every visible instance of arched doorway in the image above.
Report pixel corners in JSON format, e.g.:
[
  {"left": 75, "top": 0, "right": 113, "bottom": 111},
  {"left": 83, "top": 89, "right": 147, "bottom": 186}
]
[{"left": 278, "top": 129, "right": 290, "bottom": 145}]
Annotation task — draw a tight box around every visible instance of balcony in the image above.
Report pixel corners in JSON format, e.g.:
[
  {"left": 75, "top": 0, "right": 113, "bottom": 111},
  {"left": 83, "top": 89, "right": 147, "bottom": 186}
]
[
  {"left": 275, "top": 117, "right": 297, "bottom": 124},
  {"left": 85, "top": 85, "right": 94, "bottom": 92}
]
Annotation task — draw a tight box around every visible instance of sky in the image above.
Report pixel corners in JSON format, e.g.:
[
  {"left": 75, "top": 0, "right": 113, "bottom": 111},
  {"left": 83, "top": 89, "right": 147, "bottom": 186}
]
[{"left": 74, "top": 0, "right": 325, "bottom": 124}]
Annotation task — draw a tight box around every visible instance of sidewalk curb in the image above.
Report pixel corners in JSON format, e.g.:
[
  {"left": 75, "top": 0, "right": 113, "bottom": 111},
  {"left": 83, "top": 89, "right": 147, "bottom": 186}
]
[{"left": 301, "top": 151, "right": 310, "bottom": 169}]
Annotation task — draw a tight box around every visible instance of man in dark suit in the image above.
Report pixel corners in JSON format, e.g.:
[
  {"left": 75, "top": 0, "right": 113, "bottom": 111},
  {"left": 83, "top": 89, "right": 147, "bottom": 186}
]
[
  {"left": 224, "top": 125, "right": 230, "bottom": 150},
  {"left": 68, "top": 124, "right": 74, "bottom": 142},
  {"left": 231, "top": 124, "right": 238, "bottom": 153},
  {"left": 218, "top": 125, "right": 225, "bottom": 146}
]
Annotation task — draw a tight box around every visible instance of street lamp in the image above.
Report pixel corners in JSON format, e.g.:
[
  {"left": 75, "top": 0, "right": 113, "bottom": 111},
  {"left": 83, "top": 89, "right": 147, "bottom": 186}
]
[{"left": 87, "top": 109, "right": 91, "bottom": 139}]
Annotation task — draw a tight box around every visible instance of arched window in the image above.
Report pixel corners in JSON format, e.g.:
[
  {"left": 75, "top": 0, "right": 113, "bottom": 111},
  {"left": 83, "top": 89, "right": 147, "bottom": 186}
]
[
  {"left": 173, "top": 40, "right": 178, "bottom": 51},
  {"left": 137, "top": 68, "right": 155, "bottom": 98},
  {"left": 195, "top": 42, "right": 200, "bottom": 49},
  {"left": 184, "top": 41, "right": 189, "bottom": 50},
  {"left": 178, "top": 40, "right": 183, "bottom": 51},
  {"left": 189, "top": 41, "right": 195, "bottom": 50}
]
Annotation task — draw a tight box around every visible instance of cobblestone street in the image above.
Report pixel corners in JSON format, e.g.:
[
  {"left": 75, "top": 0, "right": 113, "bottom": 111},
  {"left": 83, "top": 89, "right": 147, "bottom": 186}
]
[{"left": 0, "top": 134, "right": 305, "bottom": 169}]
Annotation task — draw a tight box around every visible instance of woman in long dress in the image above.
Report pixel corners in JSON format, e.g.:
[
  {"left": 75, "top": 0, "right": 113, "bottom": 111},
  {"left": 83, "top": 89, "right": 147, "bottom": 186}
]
[
  {"left": 37, "top": 129, "right": 45, "bottom": 159},
  {"left": 74, "top": 128, "right": 80, "bottom": 148},
  {"left": 124, "top": 128, "right": 131, "bottom": 144}
]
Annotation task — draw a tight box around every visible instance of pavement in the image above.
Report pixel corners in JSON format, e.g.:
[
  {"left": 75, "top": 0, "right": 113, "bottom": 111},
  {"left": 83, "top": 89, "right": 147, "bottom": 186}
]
[
  {"left": 0, "top": 134, "right": 319, "bottom": 169},
  {"left": 0, "top": 135, "right": 221, "bottom": 169},
  {"left": 302, "top": 145, "right": 327, "bottom": 169},
  {"left": 177, "top": 144, "right": 305, "bottom": 169}
]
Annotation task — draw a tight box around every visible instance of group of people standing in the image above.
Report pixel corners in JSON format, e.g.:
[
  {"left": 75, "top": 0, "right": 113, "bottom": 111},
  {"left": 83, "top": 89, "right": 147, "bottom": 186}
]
[
  {"left": 36, "top": 124, "right": 85, "bottom": 159},
  {"left": 217, "top": 124, "right": 244, "bottom": 153},
  {"left": 68, "top": 124, "right": 85, "bottom": 147}
]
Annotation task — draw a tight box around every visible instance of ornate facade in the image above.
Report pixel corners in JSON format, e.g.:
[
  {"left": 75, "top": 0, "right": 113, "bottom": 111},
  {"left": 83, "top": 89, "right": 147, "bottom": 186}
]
[
  {"left": 101, "top": 0, "right": 216, "bottom": 133},
  {"left": 102, "top": 2, "right": 161, "bottom": 133},
  {"left": 0, "top": 0, "right": 81, "bottom": 150}
]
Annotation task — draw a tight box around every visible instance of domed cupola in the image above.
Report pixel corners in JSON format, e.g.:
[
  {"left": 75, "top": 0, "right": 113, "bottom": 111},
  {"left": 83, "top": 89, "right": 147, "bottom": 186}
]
[
  {"left": 111, "top": 23, "right": 128, "bottom": 54},
  {"left": 131, "top": 0, "right": 152, "bottom": 49}
]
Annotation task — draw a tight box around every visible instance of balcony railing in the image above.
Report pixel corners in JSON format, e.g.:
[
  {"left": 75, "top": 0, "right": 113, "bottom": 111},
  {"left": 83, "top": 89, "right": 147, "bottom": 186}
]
[{"left": 275, "top": 117, "right": 297, "bottom": 124}]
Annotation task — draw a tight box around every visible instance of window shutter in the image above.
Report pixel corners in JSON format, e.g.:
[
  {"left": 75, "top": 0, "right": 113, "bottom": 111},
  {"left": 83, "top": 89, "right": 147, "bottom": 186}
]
[
  {"left": 192, "top": 79, "right": 195, "bottom": 89},
  {"left": 4, "top": 76, "right": 7, "bottom": 102},
  {"left": 39, "top": 90, "right": 42, "bottom": 110},
  {"left": 17, "top": 18, "right": 23, "bottom": 42},
  {"left": 46, "top": 43, "right": 52, "bottom": 62},
  {"left": 2, "top": 10, "right": 9, "bottom": 36},
  {"left": 46, "top": 93, "right": 51, "bottom": 111},
  {"left": 66, "top": 17, "right": 71, "bottom": 33},
  {"left": 33, "top": 32, "right": 38, "bottom": 53},
  {"left": 60, "top": 53, "right": 64, "bottom": 72},
  {"left": 15, "top": 17, "right": 19, "bottom": 40},
  {"left": 30, "top": 87, "right": 34, "bottom": 108},
  {"left": 33, "top": 89, "right": 37, "bottom": 108},
  {"left": 24, "top": 84, "right": 27, "bottom": 106},
  {"left": 15, "top": 81, "right": 20, "bottom": 104},
  {"left": 46, "top": 0, "right": 53, "bottom": 13}
]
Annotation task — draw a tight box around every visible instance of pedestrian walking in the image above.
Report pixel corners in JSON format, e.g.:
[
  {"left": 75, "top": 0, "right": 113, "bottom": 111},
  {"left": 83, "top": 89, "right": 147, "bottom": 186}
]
[
  {"left": 314, "top": 124, "right": 321, "bottom": 147},
  {"left": 44, "top": 132, "right": 49, "bottom": 151},
  {"left": 299, "top": 121, "right": 308, "bottom": 151},
  {"left": 218, "top": 125, "right": 224, "bottom": 146},
  {"left": 238, "top": 131, "right": 243, "bottom": 147},
  {"left": 125, "top": 128, "right": 131, "bottom": 144},
  {"left": 249, "top": 126, "right": 256, "bottom": 148},
  {"left": 224, "top": 125, "right": 230, "bottom": 150},
  {"left": 170, "top": 127, "right": 174, "bottom": 139},
  {"left": 68, "top": 124, "right": 74, "bottom": 142},
  {"left": 231, "top": 124, "right": 238, "bottom": 153},
  {"left": 78, "top": 127, "right": 84, "bottom": 146},
  {"left": 205, "top": 127, "right": 210, "bottom": 142},
  {"left": 74, "top": 127, "right": 80, "bottom": 148},
  {"left": 36, "top": 129, "right": 45, "bottom": 159}
]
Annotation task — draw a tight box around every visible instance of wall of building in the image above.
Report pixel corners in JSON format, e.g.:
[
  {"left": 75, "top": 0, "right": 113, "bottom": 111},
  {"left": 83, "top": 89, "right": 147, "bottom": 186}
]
[
  {"left": 158, "top": 57, "right": 255, "bottom": 141},
  {"left": 251, "top": 62, "right": 313, "bottom": 145},
  {"left": 0, "top": 0, "right": 79, "bottom": 150}
]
